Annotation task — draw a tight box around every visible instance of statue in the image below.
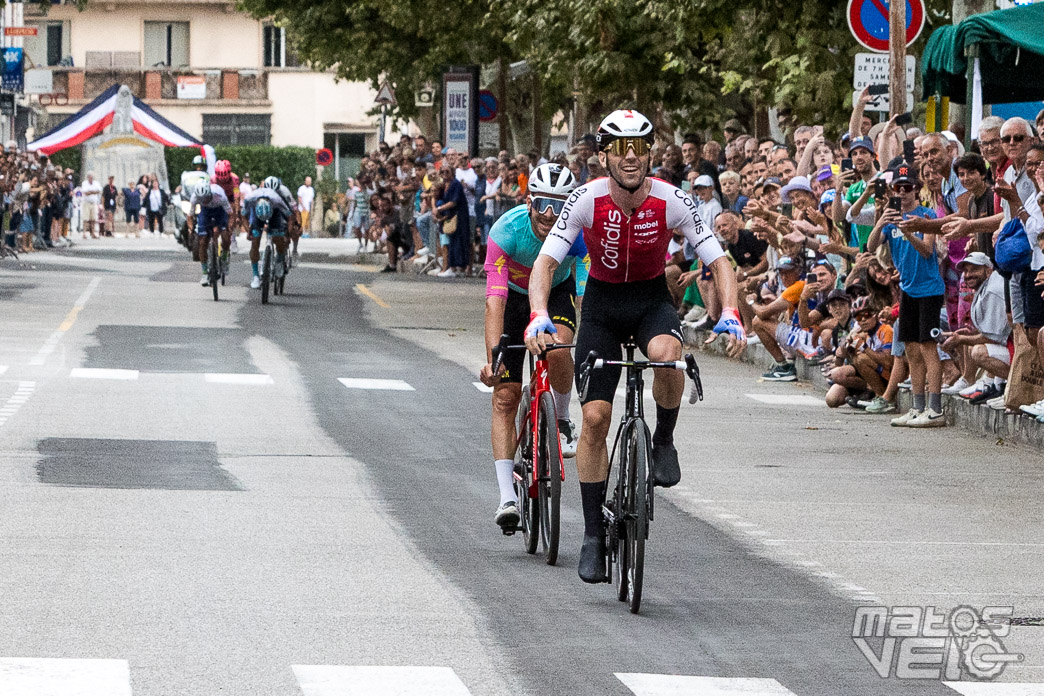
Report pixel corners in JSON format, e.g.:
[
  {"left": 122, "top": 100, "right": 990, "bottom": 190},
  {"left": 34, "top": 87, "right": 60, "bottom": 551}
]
[{"left": 112, "top": 85, "right": 134, "bottom": 135}]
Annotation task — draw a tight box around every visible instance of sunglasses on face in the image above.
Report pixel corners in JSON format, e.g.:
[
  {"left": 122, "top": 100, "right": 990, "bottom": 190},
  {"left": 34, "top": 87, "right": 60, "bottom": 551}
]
[
  {"left": 1001, "top": 134, "right": 1027, "bottom": 144},
  {"left": 602, "top": 137, "right": 651, "bottom": 157},
  {"left": 531, "top": 196, "right": 566, "bottom": 216},
  {"left": 855, "top": 312, "right": 875, "bottom": 320},
  {"left": 892, "top": 183, "right": 915, "bottom": 193}
]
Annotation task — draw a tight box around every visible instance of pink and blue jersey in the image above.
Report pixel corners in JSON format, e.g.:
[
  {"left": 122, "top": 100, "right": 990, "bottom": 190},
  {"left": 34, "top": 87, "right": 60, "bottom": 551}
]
[{"left": 484, "top": 204, "right": 589, "bottom": 298}]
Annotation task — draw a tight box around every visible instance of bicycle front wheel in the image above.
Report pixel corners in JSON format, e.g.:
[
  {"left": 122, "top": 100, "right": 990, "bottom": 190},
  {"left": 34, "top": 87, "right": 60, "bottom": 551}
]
[
  {"left": 536, "top": 391, "right": 561, "bottom": 566},
  {"left": 260, "top": 245, "right": 272, "bottom": 305},
  {"left": 624, "top": 422, "right": 649, "bottom": 614},
  {"left": 514, "top": 387, "right": 539, "bottom": 555},
  {"left": 209, "top": 237, "right": 219, "bottom": 302}
]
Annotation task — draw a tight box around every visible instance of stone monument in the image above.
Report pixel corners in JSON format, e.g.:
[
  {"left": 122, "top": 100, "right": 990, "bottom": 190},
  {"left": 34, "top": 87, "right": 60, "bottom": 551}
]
[{"left": 81, "top": 85, "right": 171, "bottom": 191}]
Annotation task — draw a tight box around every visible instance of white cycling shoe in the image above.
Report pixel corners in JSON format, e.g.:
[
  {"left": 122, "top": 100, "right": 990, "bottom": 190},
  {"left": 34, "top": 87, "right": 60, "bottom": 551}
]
[
  {"left": 250, "top": 275, "right": 261, "bottom": 289},
  {"left": 558, "top": 419, "right": 578, "bottom": 458},
  {"left": 200, "top": 274, "right": 210, "bottom": 287}
]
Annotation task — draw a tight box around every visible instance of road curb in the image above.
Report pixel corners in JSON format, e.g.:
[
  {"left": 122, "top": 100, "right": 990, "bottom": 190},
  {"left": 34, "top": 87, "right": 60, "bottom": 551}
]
[{"left": 684, "top": 324, "right": 1044, "bottom": 451}]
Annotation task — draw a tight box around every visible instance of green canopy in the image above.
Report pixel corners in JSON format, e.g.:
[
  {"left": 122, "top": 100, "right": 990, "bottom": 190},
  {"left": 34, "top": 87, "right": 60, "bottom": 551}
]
[{"left": 922, "top": 3, "right": 1044, "bottom": 104}]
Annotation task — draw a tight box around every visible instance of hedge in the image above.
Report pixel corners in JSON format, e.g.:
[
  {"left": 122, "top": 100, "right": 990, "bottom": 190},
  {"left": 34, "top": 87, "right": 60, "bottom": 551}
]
[
  {"left": 48, "top": 148, "right": 82, "bottom": 176},
  {"left": 165, "top": 145, "right": 315, "bottom": 192}
]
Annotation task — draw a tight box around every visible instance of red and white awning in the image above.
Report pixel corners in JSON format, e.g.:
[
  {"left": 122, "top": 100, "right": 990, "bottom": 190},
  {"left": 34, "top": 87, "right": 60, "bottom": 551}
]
[{"left": 28, "top": 84, "right": 201, "bottom": 156}]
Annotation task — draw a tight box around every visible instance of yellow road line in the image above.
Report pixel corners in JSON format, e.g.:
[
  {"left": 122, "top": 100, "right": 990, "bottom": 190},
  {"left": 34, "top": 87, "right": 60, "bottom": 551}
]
[
  {"left": 355, "top": 283, "right": 390, "bottom": 308},
  {"left": 58, "top": 306, "right": 82, "bottom": 332}
]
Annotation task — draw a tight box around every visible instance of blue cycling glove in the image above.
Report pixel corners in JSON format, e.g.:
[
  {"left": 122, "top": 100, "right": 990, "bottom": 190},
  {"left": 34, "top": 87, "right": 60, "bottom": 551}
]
[
  {"left": 525, "top": 310, "right": 557, "bottom": 339},
  {"left": 713, "top": 307, "right": 746, "bottom": 342}
]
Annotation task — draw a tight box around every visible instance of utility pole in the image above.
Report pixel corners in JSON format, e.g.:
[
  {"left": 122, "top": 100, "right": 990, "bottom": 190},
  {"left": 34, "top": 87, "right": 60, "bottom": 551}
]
[
  {"left": 888, "top": 0, "right": 907, "bottom": 119},
  {"left": 948, "top": 0, "right": 992, "bottom": 131}
]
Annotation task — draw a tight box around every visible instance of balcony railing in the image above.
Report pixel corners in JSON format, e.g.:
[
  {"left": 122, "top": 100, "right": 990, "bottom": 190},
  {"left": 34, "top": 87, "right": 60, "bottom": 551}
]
[{"left": 42, "top": 66, "right": 270, "bottom": 104}]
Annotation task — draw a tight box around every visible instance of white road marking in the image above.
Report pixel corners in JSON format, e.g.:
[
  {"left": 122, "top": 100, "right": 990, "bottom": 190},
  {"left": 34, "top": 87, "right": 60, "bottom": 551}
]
[
  {"left": 29, "top": 277, "right": 101, "bottom": 366},
  {"left": 0, "top": 382, "right": 35, "bottom": 430},
  {"left": 616, "top": 673, "right": 797, "bottom": 695},
  {"left": 0, "top": 366, "right": 7, "bottom": 375},
  {"left": 945, "top": 685, "right": 1044, "bottom": 695},
  {"left": 472, "top": 382, "right": 494, "bottom": 393},
  {"left": 0, "top": 657, "right": 132, "bottom": 695},
  {"left": 745, "top": 393, "right": 823, "bottom": 406},
  {"left": 337, "top": 378, "right": 415, "bottom": 391},
  {"left": 70, "top": 368, "right": 140, "bottom": 380},
  {"left": 293, "top": 665, "right": 472, "bottom": 695},
  {"left": 204, "top": 373, "right": 274, "bottom": 385}
]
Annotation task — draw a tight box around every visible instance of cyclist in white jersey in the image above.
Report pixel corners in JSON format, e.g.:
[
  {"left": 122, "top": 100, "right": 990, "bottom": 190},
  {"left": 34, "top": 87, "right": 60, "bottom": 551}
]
[{"left": 525, "top": 109, "right": 747, "bottom": 583}]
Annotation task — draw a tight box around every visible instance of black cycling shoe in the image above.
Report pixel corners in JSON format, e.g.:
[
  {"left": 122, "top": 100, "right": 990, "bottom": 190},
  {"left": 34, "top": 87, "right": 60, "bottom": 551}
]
[
  {"left": 651, "top": 442, "right": 681, "bottom": 488},
  {"left": 578, "top": 533, "right": 607, "bottom": 584}
]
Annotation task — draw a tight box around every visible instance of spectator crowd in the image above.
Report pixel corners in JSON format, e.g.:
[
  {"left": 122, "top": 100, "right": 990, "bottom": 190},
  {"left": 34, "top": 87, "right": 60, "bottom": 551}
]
[{"left": 340, "top": 91, "right": 1044, "bottom": 429}]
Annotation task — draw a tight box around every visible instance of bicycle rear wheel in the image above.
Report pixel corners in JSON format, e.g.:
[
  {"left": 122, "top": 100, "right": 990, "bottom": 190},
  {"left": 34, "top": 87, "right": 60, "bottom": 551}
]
[
  {"left": 536, "top": 391, "right": 561, "bottom": 566},
  {"left": 624, "top": 422, "right": 649, "bottom": 614},
  {"left": 209, "top": 237, "right": 219, "bottom": 301}
]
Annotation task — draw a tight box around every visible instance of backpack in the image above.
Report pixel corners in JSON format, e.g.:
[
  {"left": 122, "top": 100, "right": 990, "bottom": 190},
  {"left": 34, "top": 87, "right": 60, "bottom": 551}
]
[{"left": 994, "top": 216, "right": 1032, "bottom": 273}]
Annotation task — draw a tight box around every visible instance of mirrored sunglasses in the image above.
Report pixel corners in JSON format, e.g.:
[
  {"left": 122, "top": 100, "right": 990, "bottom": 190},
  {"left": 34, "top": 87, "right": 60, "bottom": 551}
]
[
  {"left": 602, "top": 137, "right": 651, "bottom": 157},
  {"left": 532, "top": 196, "right": 566, "bottom": 215}
]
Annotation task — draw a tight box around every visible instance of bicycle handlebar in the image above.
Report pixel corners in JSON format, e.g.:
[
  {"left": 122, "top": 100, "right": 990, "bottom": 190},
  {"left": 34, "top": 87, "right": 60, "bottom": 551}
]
[
  {"left": 490, "top": 333, "right": 576, "bottom": 376},
  {"left": 578, "top": 350, "right": 704, "bottom": 404}
]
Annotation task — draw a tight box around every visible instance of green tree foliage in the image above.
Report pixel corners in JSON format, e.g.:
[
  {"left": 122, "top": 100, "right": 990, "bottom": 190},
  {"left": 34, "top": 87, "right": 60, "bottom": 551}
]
[{"left": 238, "top": 0, "right": 951, "bottom": 137}]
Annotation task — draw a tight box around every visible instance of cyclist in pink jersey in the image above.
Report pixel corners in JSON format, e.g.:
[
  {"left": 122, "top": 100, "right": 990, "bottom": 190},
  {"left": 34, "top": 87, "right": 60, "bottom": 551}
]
[{"left": 524, "top": 109, "right": 746, "bottom": 583}]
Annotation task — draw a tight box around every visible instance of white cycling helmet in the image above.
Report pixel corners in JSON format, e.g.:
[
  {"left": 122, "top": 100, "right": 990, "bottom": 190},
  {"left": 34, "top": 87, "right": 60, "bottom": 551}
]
[
  {"left": 194, "top": 181, "right": 213, "bottom": 200},
  {"left": 596, "top": 109, "right": 654, "bottom": 149},
  {"left": 262, "top": 176, "right": 281, "bottom": 190},
  {"left": 192, "top": 155, "right": 204, "bottom": 167},
  {"left": 528, "top": 163, "right": 576, "bottom": 197}
]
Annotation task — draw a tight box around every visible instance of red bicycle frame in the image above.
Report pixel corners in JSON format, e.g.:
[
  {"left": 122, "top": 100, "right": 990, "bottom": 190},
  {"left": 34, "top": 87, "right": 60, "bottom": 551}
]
[{"left": 514, "top": 351, "right": 566, "bottom": 499}]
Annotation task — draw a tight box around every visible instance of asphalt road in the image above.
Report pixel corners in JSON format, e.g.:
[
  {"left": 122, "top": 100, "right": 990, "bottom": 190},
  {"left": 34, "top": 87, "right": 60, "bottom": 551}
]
[{"left": 1, "top": 237, "right": 1042, "bottom": 696}]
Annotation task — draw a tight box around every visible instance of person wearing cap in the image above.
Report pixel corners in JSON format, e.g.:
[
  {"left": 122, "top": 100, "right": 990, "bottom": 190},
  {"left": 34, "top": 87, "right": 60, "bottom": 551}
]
[
  {"left": 723, "top": 118, "right": 745, "bottom": 143},
  {"left": 690, "top": 174, "right": 722, "bottom": 235},
  {"left": 832, "top": 135, "right": 877, "bottom": 251},
  {"left": 817, "top": 288, "right": 854, "bottom": 356},
  {"left": 868, "top": 163, "right": 947, "bottom": 428},
  {"left": 940, "top": 252, "right": 1011, "bottom": 407},
  {"left": 749, "top": 255, "right": 807, "bottom": 381}
]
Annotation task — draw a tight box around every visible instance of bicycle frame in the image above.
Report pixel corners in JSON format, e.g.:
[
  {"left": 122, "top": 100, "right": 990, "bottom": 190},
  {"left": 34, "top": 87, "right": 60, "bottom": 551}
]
[{"left": 514, "top": 351, "right": 566, "bottom": 499}]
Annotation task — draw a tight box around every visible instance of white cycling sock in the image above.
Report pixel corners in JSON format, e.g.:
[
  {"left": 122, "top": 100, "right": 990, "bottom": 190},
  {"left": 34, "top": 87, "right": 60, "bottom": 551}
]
[
  {"left": 552, "top": 387, "right": 571, "bottom": 421},
  {"left": 495, "top": 459, "right": 517, "bottom": 505}
]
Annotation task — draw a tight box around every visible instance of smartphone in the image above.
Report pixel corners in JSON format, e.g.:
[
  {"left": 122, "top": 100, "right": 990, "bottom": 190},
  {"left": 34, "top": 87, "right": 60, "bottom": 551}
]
[
  {"left": 841, "top": 158, "right": 853, "bottom": 172},
  {"left": 895, "top": 111, "right": 914, "bottom": 127},
  {"left": 903, "top": 139, "right": 917, "bottom": 164},
  {"left": 781, "top": 203, "right": 793, "bottom": 217},
  {"left": 888, "top": 197, "right": 902, "bottom": 212},
  {"left": 867, "top": 83, "right": 889, "bottom": 96},
  {"left": 874, "top": 179, "right": 887, "bottom": 197}
]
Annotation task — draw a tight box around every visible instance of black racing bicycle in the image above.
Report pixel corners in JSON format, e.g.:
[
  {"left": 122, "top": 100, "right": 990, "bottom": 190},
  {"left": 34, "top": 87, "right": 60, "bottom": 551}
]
[
  {"left": 259, "top": 228, "right": 289, "bottom": 305},
  {"left": 578, "top": 340, "right": 703, "bottom": 614}
]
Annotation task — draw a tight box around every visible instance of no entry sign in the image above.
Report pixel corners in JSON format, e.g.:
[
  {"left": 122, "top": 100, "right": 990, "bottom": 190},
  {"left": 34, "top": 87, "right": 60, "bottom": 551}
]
[{"left": 847, "top": 0, "right": 925, "bottom": 53}]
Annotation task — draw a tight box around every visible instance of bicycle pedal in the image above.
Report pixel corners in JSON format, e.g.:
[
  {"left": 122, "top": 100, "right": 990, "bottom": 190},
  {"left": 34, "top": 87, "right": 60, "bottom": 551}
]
[{"left": 500, "top": 527, "right": 520, "bottom": 536}]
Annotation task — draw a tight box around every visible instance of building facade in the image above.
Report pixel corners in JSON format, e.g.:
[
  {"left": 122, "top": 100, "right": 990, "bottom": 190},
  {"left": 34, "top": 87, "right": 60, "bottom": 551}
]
[{"left": 13, "top": 0, "right": 401, "bottom": 181}]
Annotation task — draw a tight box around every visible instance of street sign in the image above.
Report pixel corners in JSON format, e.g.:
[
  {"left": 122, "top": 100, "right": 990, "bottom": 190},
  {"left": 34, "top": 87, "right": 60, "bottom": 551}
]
[
  {"left": 374, "top": 81, "right": 396, "bottom": 106},
  {"left": 415, "top": 85, "right": 435, "bottom": 108},
  {"left": 176, "top": 75, "right": 205, "bottom": 99},
  {"left": 847, "top": 0, "right": 925, "bottom": 53},
  {"left": 853, "top": 89, "right": 913, "bottom": 113},
  {"left": 316, "top": 148, "right": 333, "bottom": 167},
  {"left": 443, "top": 67, "right": 479, "bottom": 157},
  {"left": 4, "top": 27, "right": 37, "bottom": 37},
  {"left": 853, "top": 53, "right": 916, "bottom": 90},
  {"left": 477, "top": 90, "right": 498, "bottom": 122}
]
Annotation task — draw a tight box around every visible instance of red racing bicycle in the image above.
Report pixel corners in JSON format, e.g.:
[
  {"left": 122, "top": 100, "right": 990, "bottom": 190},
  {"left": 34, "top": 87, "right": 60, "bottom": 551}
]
[{"left": 492, "top": 334, "right": 574, "bottom": 565}]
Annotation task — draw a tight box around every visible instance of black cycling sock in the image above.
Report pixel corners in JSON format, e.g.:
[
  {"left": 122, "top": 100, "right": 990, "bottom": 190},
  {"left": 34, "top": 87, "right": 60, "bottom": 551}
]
[
  {"left": 579, "top": 481, "right": 606, "bottom": 537},
  {"left": 653, "top": 404, "right": 680, "bottom": 446}
]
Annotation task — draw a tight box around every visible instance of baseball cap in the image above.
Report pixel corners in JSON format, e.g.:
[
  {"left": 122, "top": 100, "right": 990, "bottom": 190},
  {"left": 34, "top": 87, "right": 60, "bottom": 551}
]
[
  {"left": 819, "top": 189, "right": 837, "bottom": 208},
  {"left": 760, "top": 176, "right": 783, "bottom": 190},
  {"left": 848, "top": 137, "right": 875, "bottom": 156},
  {"left": 958, "top": 251, "right": 992, "bottom": 270},
  {"left": 890, "top": 162, "right": 920, "bottom": 186},
  {"left": 780, "top": 176, "right": 813, "bottom": 202},
  {"left": 941, "top": 130, "right": 966, "bottom": 156},
  {"left": 826, "top": 288, "right": 851, "bottom": 303},
  {"left": 723, "top": 118, "right": 745, "bottom": 134},
  {"left": 692, "top": 174, "right": 714, "bottom": 188},
  {"left": 815, "top": 165, "right": 834, "bottom": 182},
  {"left": 776, "top": 256, "right": 800, "bottom": 271}
]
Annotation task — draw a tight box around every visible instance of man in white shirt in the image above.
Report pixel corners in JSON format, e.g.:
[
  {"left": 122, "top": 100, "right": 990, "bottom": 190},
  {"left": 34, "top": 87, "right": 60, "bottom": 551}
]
[
  {"left": 80, "top": 172, "right": 102, "bottom": 239},
  {"left": 297, "top": 176, "right": 315, "bottom": 234},
  {"left": 454, "top": 151, "right": 478, "bottom": 240}
]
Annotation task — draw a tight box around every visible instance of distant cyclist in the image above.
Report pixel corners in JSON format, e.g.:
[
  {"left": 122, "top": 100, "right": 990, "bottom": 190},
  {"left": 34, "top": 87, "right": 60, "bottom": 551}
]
[
  {"left": 180, "top": 155, "right": 210, "bottom": 238},
  {"left": 264, "top": 176, "right": 302, "bottom": 261},
  {"left": 190, "top": 181, "right": 232, "bottom": 287},
  {"left": 242, "top": 177, "right": 292, "bottom": 289},
  {"left": 211, "top": 160, "right": 241, "bottom": 252},
  {"left": 479, "top": 163, "right": 589, "bottom": 529},
  {"left": 525, "top": 109, "right": 746, "bottom": 583}
]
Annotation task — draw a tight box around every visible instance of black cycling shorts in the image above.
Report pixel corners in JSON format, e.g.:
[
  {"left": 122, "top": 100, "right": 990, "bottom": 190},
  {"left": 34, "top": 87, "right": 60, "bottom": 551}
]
[
  {"left": 575, "top": 275, "right": 683, "bottom": 404},
  {"left": 500, "top": 282, "right": 577, "bottom": 384},
  {"left": 897, "top": 292, "right": 944, "bottom": 343}
]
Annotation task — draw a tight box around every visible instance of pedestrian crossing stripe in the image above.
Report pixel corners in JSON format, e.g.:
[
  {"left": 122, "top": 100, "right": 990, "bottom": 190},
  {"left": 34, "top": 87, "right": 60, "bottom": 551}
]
[
  {"left": 293, "top": 665, "right": 471, "bottom": 695},
  {"left": 204, "top": 373, "right": 274, "bottom": 385},
  {"left": 71, "top": 368, "right": 140, "bottom": 380},
  {"left": 0, "top": 657, "right": 132, "bottom": 696},
  {"left": 337, "top": 378, "right": 415, "bottom": 391},
  {"left": 745, "top": 393, "right": 823, "bottom": 406},
  {"left": 472, "top": 382, "right": 493, "bottom": 393},
  {"left": 617, "top": 673, "right": 797, "bottom": 694},
  {"left": 0, "top": 366, "right": 7, "bottom": 375},
  {"left": 944, "top": 684, "right": 1044, "bottom": 695}
]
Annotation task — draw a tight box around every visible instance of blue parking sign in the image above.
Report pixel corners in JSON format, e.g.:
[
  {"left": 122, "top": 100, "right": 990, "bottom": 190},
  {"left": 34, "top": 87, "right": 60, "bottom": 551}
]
[{"left": 2, "top": 47, "right": 24, "bottom": 92}]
